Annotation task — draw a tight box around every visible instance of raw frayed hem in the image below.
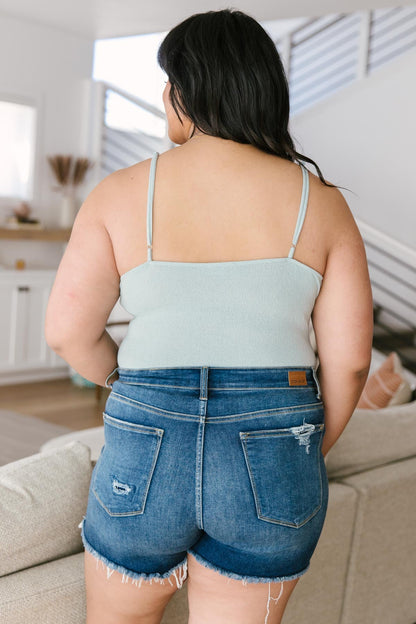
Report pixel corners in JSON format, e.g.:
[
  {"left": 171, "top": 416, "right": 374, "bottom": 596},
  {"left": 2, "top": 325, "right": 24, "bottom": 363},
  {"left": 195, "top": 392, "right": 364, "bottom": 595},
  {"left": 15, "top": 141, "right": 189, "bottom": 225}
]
[
  {"left": 188, "top": 549, "right": 309, "bottom": 624},
  {"left": 78, "top": 516, "right": 188, "bottom": 589},
  {"left": 187, "top": 548, "right": 310, "bottom": 585}
]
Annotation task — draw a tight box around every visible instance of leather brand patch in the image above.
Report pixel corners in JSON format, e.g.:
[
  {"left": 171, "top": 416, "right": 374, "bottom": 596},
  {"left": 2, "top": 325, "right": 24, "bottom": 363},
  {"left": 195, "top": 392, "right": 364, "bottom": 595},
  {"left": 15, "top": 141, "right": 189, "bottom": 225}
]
[{"left": 288, "top": 371, "right": 307, "bottom": 386}]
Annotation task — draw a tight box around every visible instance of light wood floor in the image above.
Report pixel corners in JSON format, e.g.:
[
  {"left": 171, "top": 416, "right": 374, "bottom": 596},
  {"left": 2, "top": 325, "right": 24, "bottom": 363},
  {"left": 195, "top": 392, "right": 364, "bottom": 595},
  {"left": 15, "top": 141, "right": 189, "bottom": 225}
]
[{"left": 0, "top": 378, "right": 111, "bottom": 430}]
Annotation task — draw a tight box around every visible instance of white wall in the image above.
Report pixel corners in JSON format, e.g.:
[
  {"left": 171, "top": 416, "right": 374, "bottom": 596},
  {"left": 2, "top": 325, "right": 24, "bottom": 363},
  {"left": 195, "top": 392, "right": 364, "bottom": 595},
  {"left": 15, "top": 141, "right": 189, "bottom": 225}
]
[
  {"left": 290, "top": 47, "right": 416, "bottom": 249},
  {"left": 0, "top": 12, "right": 94, "bottom": 269}
]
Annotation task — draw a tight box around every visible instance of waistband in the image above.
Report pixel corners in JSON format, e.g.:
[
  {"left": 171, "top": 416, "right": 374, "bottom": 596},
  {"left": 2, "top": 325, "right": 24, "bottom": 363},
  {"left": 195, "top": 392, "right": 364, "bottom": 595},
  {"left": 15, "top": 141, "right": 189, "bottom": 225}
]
[{"left": 109, "top": 366, "right": 321, "bottom": 398}]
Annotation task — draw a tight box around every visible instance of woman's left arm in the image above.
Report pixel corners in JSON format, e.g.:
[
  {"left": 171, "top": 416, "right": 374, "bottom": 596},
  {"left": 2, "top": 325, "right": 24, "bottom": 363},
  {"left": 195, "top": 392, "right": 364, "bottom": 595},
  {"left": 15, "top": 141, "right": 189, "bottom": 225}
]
[{"left": 45, "top": 172, "right": 122, "bottom": 387}]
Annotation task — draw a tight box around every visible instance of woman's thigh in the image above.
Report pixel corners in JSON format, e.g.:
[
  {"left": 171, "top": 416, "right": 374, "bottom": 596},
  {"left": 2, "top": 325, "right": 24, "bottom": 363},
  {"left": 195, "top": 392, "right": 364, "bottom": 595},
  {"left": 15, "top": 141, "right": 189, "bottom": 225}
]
[
  {"left": 84, "top": 549, "right": 180, "bottom": 624},
  {"left": 187, "top": 552, "right": 301, "bottom": 624}
]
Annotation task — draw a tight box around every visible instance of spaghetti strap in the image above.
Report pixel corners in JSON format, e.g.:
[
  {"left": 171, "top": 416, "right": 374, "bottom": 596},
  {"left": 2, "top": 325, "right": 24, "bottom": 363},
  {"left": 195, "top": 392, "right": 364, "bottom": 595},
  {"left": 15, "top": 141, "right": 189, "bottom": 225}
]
[
  {"left": 146, "top": 152, "right": 159, "bottom": 261},
  {"left": 288, "top": 163, "right": 310, "bottom": 259}
]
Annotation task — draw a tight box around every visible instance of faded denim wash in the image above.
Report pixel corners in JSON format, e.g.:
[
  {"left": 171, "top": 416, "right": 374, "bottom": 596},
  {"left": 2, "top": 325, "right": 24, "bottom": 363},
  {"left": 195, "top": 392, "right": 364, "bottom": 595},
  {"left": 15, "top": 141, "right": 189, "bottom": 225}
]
[{"left": 79, "top": 365, "right": 328, "bottom": 595}]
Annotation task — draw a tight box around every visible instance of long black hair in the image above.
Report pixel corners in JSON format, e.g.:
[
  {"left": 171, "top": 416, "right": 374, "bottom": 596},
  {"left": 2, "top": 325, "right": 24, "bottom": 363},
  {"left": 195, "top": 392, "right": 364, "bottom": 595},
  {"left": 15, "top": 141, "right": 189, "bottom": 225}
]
[{"left": 157, "top": 8, "right": 338, "bottom": 189}]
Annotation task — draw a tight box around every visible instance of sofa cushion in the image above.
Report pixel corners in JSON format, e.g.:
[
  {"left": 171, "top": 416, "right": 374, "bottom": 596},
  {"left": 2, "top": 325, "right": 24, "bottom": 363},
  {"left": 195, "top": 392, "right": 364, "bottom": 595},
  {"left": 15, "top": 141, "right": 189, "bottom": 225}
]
[
  {"left": 282, "top": 482, "right": 358, "bottom": 624},
  {"left": 325, "top": 399, "right": 416, "bottom": 479},
  {"left": 0, "top": 441, "right": 92, "bottom": 577},
  {"left": 0, "top": 552, "right": 86, "bottom": 624}
]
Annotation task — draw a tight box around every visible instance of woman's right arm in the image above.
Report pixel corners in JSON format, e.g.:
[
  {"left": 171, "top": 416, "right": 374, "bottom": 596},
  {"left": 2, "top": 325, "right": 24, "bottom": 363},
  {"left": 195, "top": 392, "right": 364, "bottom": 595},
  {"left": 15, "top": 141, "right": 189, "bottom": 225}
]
[{"left": 312, "top": 189, "right": 374, "bottom": 458}]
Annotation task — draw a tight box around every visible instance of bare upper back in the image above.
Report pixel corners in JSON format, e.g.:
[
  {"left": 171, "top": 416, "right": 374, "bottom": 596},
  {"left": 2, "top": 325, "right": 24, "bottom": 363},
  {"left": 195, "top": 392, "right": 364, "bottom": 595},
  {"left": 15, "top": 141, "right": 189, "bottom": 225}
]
[{"left": 103, "top": 138, "right": 348, "bottom": 279}]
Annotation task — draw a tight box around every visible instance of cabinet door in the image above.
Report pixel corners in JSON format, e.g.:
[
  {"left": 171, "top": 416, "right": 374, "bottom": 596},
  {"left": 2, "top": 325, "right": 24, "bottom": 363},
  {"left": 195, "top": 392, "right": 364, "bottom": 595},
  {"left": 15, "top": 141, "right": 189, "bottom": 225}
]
[
  {"left": 0, "top": 272, "right": 69, "bottom": 381},
  {"left": 11, "top": 282, "right": 50, "bottom": 368},
  {"left": 0, "top": 283, "right": 14, "bottom": 369}
]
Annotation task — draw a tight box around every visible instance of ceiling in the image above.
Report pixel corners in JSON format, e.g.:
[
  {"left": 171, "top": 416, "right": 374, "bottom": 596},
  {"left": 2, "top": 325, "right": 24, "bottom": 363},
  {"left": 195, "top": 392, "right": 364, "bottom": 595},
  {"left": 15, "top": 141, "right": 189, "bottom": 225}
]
[{"left": 0, "top": 0, "right": 415, "bottom": 40}]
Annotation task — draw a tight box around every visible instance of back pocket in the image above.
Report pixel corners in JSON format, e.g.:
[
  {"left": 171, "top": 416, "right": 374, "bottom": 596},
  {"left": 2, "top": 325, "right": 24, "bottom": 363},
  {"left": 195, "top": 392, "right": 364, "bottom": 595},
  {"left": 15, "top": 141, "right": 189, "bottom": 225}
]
[
  {"left": 240, "top": 420, "right": 325, "bottom": 528},
  {"left": 92, "top": 412, "right": 164, "bottom": 517}
]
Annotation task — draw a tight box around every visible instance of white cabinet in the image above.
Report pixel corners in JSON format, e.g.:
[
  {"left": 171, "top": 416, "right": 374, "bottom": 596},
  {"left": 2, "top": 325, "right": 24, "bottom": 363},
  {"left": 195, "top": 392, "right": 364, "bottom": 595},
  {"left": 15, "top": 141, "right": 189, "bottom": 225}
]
[{"left": 0, "top": 270, "right": 69, "bottom": 385}]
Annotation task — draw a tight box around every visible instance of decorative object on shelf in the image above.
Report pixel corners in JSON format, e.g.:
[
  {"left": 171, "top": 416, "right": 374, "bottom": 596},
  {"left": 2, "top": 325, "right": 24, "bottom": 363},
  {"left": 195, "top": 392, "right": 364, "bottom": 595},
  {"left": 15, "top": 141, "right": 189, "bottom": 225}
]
[
  {"left": 47, "top": 154, "right": 95, "bottom": 228},
  {"left": 59, "top": 187, "right": 77, "bottom": 229},
  {"left": 4, "top": 201, "right": 43, "bottom": 229},
  {"left": 5, "top": 216, "right": 43, "bottom": 229},
  {"left": 14, "top": 201, "right": 31, "bottom": 220}
]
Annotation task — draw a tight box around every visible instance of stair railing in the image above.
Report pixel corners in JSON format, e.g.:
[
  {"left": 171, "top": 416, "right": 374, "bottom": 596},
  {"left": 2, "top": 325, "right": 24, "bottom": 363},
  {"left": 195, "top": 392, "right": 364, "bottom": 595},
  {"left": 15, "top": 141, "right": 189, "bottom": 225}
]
[
  {"left": 275, "top": 6, "right": 416, "bottom": 116},
  {"left": 356, "top": 218, "right": 416, "bottom": 372},
  {"left": 87, "top": 79, "right": 174, "bottom": 184}
]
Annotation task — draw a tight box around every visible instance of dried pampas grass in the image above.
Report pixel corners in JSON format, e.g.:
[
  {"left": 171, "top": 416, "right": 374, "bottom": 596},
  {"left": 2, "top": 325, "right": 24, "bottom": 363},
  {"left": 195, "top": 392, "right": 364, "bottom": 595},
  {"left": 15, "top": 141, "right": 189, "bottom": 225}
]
[
  {"left": 47, "top": 154, "right": 94, "bottom": 188},
  {"left": 73, "top": 157, "right": 95, "bottom": 186}
]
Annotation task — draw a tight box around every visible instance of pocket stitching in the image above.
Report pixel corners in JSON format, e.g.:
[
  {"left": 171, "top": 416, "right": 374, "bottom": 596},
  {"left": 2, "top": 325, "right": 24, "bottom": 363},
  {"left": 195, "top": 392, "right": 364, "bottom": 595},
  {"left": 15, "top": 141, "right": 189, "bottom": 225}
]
[
  {"left": 103, "top": 411, "right": 164, "bottom": 436},
  {"left": 240, "top": 426, "right": 324, "bottom": 528},
  {"left": 92, "top": 417, "right": 164, "bottom": 517}
]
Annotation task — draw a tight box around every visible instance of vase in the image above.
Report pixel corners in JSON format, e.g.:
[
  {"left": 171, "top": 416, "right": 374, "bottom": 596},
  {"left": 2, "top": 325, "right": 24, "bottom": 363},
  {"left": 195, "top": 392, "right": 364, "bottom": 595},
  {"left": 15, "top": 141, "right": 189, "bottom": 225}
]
[{"left": 59, "top": 190, "right": 77, "bottom": 228}]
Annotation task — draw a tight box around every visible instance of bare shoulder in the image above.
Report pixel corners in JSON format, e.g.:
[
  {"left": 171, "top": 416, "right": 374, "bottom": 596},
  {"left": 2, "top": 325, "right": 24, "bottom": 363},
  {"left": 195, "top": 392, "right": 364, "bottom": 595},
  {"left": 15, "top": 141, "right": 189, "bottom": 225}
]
[
  {"left": 122, "top": 157, "right": 154, "bottom": 182},
  {"left": 305, "top": 169, "right": 369, "bottom": 288},
  {"left": 307, "top": 168, "right": 363, "bottom": 247},
  {"left": 78, "top": 158, "right": 152, "bottom": 223}
]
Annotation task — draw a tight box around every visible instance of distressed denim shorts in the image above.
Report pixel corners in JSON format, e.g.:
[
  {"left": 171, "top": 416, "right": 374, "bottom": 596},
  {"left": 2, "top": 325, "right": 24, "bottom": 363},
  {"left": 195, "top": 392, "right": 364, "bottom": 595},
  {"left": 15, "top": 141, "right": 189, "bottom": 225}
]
[{"left": 79, "top": 366, "right": 328, "bottom": 590}]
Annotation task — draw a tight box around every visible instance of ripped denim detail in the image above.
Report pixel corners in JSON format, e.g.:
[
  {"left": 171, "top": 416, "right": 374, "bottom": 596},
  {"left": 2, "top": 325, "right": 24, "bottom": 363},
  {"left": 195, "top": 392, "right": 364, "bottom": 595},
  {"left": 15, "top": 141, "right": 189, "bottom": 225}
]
[
  {"left": 112, "top": 478, "right": 132, "bottom": 495},
  {"left": 290, "top": 422, "right": 317, "bottom": 454}
]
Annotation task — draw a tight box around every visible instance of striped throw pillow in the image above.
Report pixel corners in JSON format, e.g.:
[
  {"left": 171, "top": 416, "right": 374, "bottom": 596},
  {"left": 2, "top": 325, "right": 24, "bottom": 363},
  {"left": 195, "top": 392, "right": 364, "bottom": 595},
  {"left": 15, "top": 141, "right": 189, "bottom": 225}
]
[{"left": 357, "top": 352, "right": 412, "bottom": 409}]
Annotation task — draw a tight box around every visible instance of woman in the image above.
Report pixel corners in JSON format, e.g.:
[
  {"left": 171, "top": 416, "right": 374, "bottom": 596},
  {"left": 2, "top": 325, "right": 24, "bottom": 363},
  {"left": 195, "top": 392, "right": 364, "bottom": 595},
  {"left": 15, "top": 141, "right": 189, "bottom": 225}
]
[{"left": 45, "top": 8, "right": 373, "bottom": 624}]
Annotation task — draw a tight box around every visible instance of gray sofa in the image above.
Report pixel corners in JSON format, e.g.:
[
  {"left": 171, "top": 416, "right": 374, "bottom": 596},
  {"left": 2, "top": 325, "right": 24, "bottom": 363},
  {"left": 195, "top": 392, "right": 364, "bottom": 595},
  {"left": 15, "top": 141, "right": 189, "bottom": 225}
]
[{"left": 1, "top": 355, "right": 416, "bottom": 624}]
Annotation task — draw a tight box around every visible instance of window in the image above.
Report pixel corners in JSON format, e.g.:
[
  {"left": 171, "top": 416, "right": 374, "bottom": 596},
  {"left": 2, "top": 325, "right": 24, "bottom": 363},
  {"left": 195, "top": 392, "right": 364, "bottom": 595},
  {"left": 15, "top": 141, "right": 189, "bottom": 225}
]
[{"left": 0, "top": 100, "right": 37, "bottom": 201}]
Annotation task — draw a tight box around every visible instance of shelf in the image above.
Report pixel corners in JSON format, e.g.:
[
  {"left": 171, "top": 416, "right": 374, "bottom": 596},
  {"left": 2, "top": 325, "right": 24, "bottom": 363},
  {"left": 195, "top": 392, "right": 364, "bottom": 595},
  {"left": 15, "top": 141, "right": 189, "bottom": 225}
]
[{"left": 0, "top": 227, "right": 72, "bottom": 242}]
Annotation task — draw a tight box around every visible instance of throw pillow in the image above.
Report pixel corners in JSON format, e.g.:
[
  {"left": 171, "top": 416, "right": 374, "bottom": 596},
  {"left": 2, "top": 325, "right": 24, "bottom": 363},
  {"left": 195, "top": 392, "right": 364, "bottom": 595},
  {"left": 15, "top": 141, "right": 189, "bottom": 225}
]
[{"left": 357, "top": 351, "right": 413, "bottom": 409}]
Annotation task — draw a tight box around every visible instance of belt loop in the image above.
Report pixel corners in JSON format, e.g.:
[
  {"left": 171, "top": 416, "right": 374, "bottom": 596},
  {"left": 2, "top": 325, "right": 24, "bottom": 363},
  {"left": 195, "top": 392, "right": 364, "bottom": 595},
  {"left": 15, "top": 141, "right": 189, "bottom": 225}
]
[
  {"left": 311, "top": 366, "right": 321, "bottom": 400},
  {"left": 105, "top": 366, "right": 119, "bottom": 389},
  {"left": 199, "top": 366, "right": 209, "bottom": 400}
]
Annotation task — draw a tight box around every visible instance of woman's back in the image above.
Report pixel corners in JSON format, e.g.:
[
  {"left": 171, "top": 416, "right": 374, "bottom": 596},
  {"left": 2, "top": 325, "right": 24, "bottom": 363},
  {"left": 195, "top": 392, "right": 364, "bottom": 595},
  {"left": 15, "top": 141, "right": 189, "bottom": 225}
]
[
  {"left": 106, "top": 135, "right": 330, "bottom": 279},
  {"left": 101, "top": 136, "right": 344, "bottom": 369}
]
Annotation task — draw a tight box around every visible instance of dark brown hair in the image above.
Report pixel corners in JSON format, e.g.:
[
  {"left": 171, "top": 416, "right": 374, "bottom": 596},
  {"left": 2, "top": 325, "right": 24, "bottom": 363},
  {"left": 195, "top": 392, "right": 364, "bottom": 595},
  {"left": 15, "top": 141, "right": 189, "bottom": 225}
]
[{"left": 158, "top": 8, "right": 339, "bottom": 188}]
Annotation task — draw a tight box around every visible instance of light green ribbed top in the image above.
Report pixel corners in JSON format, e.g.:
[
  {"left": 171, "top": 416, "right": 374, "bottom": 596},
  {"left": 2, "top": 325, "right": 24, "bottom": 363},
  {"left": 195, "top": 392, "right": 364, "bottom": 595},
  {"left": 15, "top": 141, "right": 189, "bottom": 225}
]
[{"left": 117, "top": 151, "right": 322, "bottom": 369}]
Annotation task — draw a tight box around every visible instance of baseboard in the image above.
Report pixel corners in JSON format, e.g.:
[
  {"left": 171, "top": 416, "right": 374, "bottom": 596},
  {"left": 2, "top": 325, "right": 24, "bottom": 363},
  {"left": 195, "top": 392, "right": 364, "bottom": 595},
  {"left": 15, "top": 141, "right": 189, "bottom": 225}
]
[{"left": 0, "top": 367, "right": 70, "bottom": 386}]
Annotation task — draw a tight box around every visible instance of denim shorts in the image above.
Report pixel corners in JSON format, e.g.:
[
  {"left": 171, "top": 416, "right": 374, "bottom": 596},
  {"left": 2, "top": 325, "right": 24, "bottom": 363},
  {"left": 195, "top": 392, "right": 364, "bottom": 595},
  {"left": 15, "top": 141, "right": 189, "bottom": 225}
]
[{"left": 79, "top": 366, "right": 328, "bottom": 590}]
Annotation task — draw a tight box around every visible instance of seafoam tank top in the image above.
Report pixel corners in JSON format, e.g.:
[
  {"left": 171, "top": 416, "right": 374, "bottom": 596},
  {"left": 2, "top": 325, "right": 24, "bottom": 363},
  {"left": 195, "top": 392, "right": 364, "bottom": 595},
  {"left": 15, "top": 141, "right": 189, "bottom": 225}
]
[{"left": 117, "top": 151, "right": 323, "bottom": 369}]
